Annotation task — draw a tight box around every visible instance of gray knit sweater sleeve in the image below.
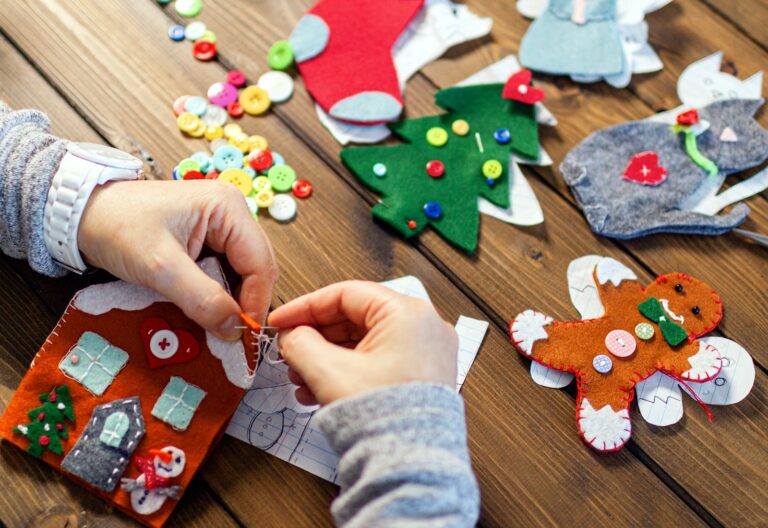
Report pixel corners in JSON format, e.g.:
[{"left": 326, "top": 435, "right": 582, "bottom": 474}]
[
  {"left": 0, "top": 101, "right": 67, "bottom": 276},
  {"left": 316, "top": 383, "right": 480, "bottom": 527}
]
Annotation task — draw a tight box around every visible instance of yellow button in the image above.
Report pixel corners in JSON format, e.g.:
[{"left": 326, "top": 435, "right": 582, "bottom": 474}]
[
  {"left": 177, "top": 112, "right": 201, "bottom": 133},
  {"left": 254, "top": 189, "right": 275, "bottom": 208},
  {"left": 188, "top": 120, "right": 206, "bottom": 138},
  {"left": 252, "top": 176, "right": 272, "bottom": 194},
  {"left": 239, "top": 85, "right": 271, "bottom": 115},
  {"left": 223, "top": 123, "right": 243, "bottom": 139},
  {"left": 204, "top": 125, "right": 224, "bottom": 141},
  {"left": 426, "top": 127, "right": 448, "bottom": 147},
  {"left": 482, "top": 159, "right": 503, "bottom": 179},
  {"left": 229, "top": 132, "right": 251, "bottom": 154},
  {"left": 451, "top": 119, "right": 469, "bottom": 136},
  {"left": 218, "top": 168, "right": 253, "bottom": 196},
  {"left": 249, "top": 135, "right": 269, "bottom": 151}
]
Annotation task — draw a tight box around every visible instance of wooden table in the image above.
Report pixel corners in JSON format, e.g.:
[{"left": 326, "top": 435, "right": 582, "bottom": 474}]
[{"left": 0, "top": 1, "right": 765, "bottom": 526}]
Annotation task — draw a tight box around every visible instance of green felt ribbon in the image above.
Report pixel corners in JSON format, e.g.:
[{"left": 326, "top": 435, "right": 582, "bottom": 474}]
[
  {"left": 638, "top": 297, "right": 689, "bottom": 347},
  {"left": 673, "top": 125, "right": 719, "bottom": 176}
]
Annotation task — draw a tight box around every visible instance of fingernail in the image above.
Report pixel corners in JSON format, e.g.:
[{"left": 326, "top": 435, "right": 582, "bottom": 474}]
[{"left": 215, "top": 315, "right": 243, "bottom": 341}]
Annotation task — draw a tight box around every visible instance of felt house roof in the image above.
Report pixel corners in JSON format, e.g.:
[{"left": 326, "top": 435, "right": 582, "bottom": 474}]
[{"left": 0, "top": 258, "right": 252, "bottom": 528}]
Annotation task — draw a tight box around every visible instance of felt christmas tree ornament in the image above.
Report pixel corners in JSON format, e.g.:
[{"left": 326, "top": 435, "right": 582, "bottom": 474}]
[
  {"left": 340, "top": 73, "right": 541, "bottom": 253},
  {"left": 289, "top": 0, "right": 424, "bottom": 124},
  {"left": 0, "top": 258, "right": 253, "bottom": 528},
  {"left": 510, "top": 255, "right": 755, "bottom": 452}
]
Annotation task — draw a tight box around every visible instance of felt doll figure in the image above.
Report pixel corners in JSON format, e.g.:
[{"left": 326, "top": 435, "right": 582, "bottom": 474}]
[
  {"left": 519, "top": 0, "right": 625, "bottom": 77},
  {"left": 561, "top": 99, "right": 768, "bottom": 238},
  {"left": 510, "top": 258, "right": 725, "bottom": 452}
]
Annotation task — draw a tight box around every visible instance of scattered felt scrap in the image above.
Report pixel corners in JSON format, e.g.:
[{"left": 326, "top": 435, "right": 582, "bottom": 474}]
[
  {"left": 341, "top": 76, "right": 541, "bottom": 253},
  {"left": 60, "top": 397, "right": 145, "bottom": 492},
  {"left": 508, "top": 255, "right": 755, "bottom": 452},
  {"left": 561, "top": 98, "right": 768, "bottom": 238},
  {"left": 12, "top": 386, "right": 74, "bottom": 457},
  {"left": 0, "top": 258, "right": 250, "bottom": 528},
  {"left": 289, "top": 0, "right": 424, "bottom": 124}
]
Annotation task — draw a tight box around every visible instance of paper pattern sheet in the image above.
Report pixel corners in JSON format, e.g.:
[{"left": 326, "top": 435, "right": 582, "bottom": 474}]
[{"left": 226, "top": 276, "right": 489, "bottom": 483}]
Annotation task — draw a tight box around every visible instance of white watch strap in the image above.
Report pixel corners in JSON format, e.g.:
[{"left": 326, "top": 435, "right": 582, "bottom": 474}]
[{"left": 44, "top": 143, "right": 142, "bottom": 274}]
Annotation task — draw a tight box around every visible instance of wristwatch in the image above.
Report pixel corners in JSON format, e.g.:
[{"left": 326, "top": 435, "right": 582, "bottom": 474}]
[{"left": 44, "top": 142, "right": 143, "bottom": 274}]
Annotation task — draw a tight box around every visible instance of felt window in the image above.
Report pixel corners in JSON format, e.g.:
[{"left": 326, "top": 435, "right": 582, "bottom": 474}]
[
  {"left": 99, "top": 411, "right": 130, "bottom": 448},
  {"left": 59, "top": 332, "right": 129, "bottom": 396},
  {"left": 151, "top": 377, "right": 206, "bottom": 431}
]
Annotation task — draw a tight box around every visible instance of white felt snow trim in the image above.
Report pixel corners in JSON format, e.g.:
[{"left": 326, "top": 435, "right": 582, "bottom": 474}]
[
  {"left": 567, "top": 255, "right": 606, "bottom": 319},
  {"left": 511, "top": 310, "right": 553, "bottom": 355},
  {"left": 577, "top": 398, "right": 631, "bottom": 451},
  {"left": 595, "top": 257, "right": 638, "bottom": 287},
  {"left": 635, "top": 371, "right": 685, "bottom": 426},
  {"left": 681, "top": 341, "right": 723, "bottom": 382},
  {"left": 479, "top": 161, "right": 545, "bottom": 226},
  {"left": 380, "top": 275, "right": 431, "bottom": 302},
  {"left": 530, "top": 361, "right": 573, "bottom": 388},
  {"left": 685, "top": 337, "right": 754, "bottom": 404},
  {"left": 72, "top": 257, "right": 254, "bottom": 390}
]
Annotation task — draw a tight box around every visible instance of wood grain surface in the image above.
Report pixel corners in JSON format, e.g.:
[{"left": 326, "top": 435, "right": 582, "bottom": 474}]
[{"left": 0, "top": 0, "right": 765, "bottom": 526}]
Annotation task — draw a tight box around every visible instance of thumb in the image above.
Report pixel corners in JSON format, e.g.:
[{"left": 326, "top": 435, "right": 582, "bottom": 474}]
[
  {"left": 148, "top": 252, "right": 242, "bottom": 340},
  {"left": 279, "top": 326, "right": 349, "bottom": 404}
]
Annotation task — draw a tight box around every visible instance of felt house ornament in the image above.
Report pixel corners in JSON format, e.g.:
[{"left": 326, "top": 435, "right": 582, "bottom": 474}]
[
  {"left": 0, "top": 258, "right": 256, "bottom": 527},
  {"left": 509, "top": 255, "right": 755, "bottom": 452},
  {"left": 340, "top": 70, "right": 543, "bottom": 253}
]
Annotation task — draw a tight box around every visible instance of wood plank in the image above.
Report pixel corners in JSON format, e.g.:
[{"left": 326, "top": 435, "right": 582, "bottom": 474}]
[
  {"left": 185, "top": 0, "right": 768, "bottom": 525},
  {"left": 0, "top": 1, "right": 706, "bottom": 526},
  {"left": 701, "top": 0, "right": 768, "bottom": 54}
]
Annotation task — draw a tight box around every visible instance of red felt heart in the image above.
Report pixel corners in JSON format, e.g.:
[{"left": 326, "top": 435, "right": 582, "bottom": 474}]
[
  {"left": 140, "top": 317, "right": 200, "bottom": 369},
  {"left": 502, "top": 69, "right": 545, "bottom": 105},
  {"left": 623, "top": 151, "right": 668, "bottom": 186},
  {"left": 676, "top": 109, "right": 699, "bottom": 126}
]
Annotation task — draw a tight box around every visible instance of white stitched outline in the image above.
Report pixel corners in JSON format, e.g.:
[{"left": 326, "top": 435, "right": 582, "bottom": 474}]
[
  {"left": 162, "top": 383, "right": 198, "bottom": 423},
  {"left": 70, "top": 343, "right": 120, "bottom": 385}
]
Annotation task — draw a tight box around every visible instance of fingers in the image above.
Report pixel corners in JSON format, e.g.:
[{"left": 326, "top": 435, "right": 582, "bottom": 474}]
[
  {"left": 278, "top": 325, "right": 348, "bottom": 405},
  {"left": 269, "top": 280, "right": 397, "bottom": 329},
  {"left": 202, "top": 183, "right": 279, "bottom": 323},
  {"left": 148, "top": 249, "right": 242, "bottom": 341}
]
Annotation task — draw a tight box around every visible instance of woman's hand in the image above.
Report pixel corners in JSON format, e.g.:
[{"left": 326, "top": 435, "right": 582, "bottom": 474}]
[
  {"left": 78, "top": 179, "right": 278, "bottom": 340},
  {"left": 268, "top": 281, "right": 458, "bottom": 406}
]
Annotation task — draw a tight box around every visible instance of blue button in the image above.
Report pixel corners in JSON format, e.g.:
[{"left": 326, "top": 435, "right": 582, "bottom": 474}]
[
  {"left": 168, "top": 25, "right": 186, "bottom": 41},
  {"left": 593, "top": 354, "right": 613, "bottom": 374},
  {"left": 423, "top": 201, "right": 443, "bottom": 220},
  {"left": 172, "top": 165, "right": 181, "bottom": 180},
  {"left": 494, "top": 128, "right": 511, "bottom": 144},
  {"left": 244, "top": 166, "right": 256, "bottom": 178},
  {"left": 373, "top": 162, "right": 387, "bottom": 177},
  {"left": 271, "top": 151, "right": 285, "bottom": 167},
  {"left": 184, "top": 96, "right": 208, "bottom": 116},
  {"left": 213, "top": 145, "right": 245, "bottom": 171},
  {"left": 191, "top": 151, "right": 212, "bottom": 172},
  {"left": 485, "top": 178, "right": 496, "bottom": 186}
]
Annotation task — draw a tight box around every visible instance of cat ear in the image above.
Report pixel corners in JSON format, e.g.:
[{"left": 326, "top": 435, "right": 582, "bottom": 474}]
[{"left": 742, "top": 71, "right": 764, "bottom": 100}]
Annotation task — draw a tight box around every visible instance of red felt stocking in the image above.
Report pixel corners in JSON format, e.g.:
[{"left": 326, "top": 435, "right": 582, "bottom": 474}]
[{"left": 289, "top": 0, "right": 424, "bottom": 124}]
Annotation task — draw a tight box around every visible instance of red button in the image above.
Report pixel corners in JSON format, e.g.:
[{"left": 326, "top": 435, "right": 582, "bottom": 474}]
[
  {"left": 676, "top": 109, "right": 699, "bottom": 126},
  {"left": 227, "top": 101, "right": 244, "bottom": 118},
  {"left": 292, "top": 179, "right": 312, "bottom": 199},
  {"left": 426, "top": 160, "right": 445, "bottom": 178},
  {"left": 183, "top": 170, "right": 204, "bottom": 180},
  {"left": 248, "top": 149, "right": 273, "bottom": 171},
  {"left": 193, "top": 40, "right": 217, "bottom": 61},
  {"left": 205, "top": 170, "right": 220, "bottom": 180},
  {"left": 407, "top": 220, "right": 417, "bottom": 229},
  {"left": 227, "top": 70, "right": 246, "bottom": 88}
]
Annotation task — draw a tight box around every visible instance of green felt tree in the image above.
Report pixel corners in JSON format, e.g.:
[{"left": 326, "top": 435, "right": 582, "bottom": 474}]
[
  {"left": 13, "top": 385, "right": 74, "bottom": 457},
  {"left": 340, "top": 73, "right": 542, "bottom": 253}
]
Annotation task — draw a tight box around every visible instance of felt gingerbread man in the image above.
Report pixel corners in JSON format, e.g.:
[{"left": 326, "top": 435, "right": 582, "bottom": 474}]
[{"left": 510, "top": 257, "right": 724, "bottom": 452}]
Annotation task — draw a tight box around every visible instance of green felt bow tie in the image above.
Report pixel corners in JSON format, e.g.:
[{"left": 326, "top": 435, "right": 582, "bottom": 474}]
[{"left": 638, "top": 297, "right": 689, "bottom": 347}]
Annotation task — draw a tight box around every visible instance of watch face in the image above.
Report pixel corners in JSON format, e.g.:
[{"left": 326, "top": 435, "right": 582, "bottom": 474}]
[{"left": 67, "top": 142, "right": 143, "bottom": 170}]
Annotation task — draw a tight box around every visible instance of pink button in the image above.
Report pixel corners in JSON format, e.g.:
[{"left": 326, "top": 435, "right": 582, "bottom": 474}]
[
  {"left": 605, "top": 330, "right": 636, "bottom": 358},
  {"left": 207, "top": 82, "right": 238, "bottom": 107},
  {"left": 70, "top": 353, "right": 80, "bottom": 364},
  {"left": 227, "top": 70, "right": 246, "bottom": 88}
]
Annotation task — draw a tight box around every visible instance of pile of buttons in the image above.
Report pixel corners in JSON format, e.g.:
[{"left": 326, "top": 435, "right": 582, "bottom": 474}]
[{"left": 172, "top": 133, "right": 311, "bottom": 223}]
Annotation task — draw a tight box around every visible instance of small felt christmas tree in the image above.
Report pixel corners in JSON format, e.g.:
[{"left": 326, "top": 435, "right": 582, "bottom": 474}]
[
  {"left": 340, "top": 69, "right": 543, "bottom": 253},
  {"left": 13, "top": 385, "right": 74, "bottom": 457}
]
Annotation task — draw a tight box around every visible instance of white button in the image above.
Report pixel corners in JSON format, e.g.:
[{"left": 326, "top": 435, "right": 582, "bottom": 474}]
[
  {"left": 209, "top": 138, "right": 230, "bottom": 152},
  {"left": 268, "top": 194, "right": 297, "bottom": 222},
  {"left": 184, "top": 21, "right": 207, "bottom": 41},
  {"left": 150, "top": 330, "right": 179, "bottom": 359},
  {"left": 202, "top": 104, "right": 228, "bottom": 127},
  {"left": 257, "top": 71, "right": 294, "bottom": 103}
]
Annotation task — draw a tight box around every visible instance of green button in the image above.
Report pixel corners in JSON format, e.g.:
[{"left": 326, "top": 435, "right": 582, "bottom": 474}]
[
  {"left": 268, "top": 41, "right": 295, "bottom": 71},
  {"left": 252, "top": 176, "right": 272, "bottom": 194},
  {"left": 635, "top": 322, "right": 655, "bottom": 340},
  {"left": 268, "top": 164, "right": 297, "bottom": 192},
  {"left": 174, "top": 0, "right": 202, "bottom": 17},
  {"left": 426, "top": 127, "right": 448, "bottom": 147},
  {"left": 482, "top": 159, "right": 503, "bottom": 179},
  {"left": 178, "top": 158, "right": 201, "bottom": 177}
]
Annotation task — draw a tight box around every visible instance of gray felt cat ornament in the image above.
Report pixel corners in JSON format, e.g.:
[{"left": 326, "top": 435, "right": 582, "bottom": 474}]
[{"left": 561, "top": 98, "right": 768, "bottom": 239}]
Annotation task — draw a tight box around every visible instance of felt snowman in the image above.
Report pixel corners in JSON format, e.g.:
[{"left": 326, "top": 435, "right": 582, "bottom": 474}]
[{"left": 121, "top": 446, "right": 186, "bottom": 515}]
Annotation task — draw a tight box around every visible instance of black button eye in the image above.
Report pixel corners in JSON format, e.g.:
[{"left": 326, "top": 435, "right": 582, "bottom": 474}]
[
  {"left": 176, "top": 456, "right": 182, "bottom": 464},
  {"left": 692, "top": 306, "right": 701, "bottom": 315},
  {"left": 674, "top": 284, "right": 684, "bottom": 293}
]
